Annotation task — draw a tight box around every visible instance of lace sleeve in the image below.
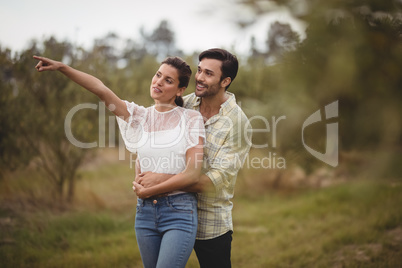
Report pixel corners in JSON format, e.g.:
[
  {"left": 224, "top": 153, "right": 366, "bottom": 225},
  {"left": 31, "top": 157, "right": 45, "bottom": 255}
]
[
  {"left": 184, "top": 109, "right": 205, "bottom": 152},
  {"left": 116, "top": 101, "right": 148, "bottom": 153}
]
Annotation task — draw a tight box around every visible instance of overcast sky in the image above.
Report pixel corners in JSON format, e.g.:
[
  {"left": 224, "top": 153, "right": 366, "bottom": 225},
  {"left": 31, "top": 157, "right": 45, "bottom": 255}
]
[{"left": 0, "top": 0, "right": 306, "bottom": 56}]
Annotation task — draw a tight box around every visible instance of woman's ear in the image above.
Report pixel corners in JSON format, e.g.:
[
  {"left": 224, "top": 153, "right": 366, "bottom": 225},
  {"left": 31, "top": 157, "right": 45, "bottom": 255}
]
[{"left": 177, "top": 87, "right": 186, "bottom": 97}]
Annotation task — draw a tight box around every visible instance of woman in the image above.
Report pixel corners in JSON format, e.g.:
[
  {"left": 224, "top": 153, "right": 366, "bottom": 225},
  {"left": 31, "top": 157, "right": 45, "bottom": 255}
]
[{"left": 34, "top": 55, "right": 204, "bottom": 268}]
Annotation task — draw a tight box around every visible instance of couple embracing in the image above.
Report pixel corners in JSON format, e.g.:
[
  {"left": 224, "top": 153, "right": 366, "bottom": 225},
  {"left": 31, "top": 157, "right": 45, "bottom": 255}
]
[{"left": 34, "top": 48, "right": 252, "bottom": 268}]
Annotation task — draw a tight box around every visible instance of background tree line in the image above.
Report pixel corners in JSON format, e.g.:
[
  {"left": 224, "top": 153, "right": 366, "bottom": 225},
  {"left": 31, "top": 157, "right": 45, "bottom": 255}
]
[{"left": 1, "top": 0, "right": 401, "bottom": 203}]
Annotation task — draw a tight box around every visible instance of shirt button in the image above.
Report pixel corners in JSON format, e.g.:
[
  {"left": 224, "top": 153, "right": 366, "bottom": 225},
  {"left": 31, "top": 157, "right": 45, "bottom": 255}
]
[{"left": 153, "top": 200, "right": 157, "bottom": 204}]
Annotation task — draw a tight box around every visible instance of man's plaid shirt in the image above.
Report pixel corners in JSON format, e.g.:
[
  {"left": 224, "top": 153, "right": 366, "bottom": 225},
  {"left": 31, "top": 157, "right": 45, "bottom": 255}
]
[{"left": 183, "top": 92, "right": 252, "bottom": 240}]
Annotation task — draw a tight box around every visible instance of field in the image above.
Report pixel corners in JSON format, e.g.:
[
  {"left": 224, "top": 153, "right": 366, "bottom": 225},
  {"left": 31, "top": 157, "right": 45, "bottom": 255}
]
[{"left": 1, "top": 149, "right": 401, "bottom": 268}]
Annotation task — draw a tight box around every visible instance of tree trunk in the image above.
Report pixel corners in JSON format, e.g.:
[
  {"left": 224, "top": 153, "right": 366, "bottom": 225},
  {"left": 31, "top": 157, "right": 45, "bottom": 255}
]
[
  {"left": 57, "top": 179, "right": 64, "bottom": 204},
  {"left": 67, "top": 175, "right": 75, "bottom": 204}
]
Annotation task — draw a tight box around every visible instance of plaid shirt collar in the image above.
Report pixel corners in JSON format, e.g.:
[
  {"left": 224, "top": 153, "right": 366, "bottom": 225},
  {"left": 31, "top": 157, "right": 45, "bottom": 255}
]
[{"left": 190, "top": 92, "right": 237, "bottom": 125}]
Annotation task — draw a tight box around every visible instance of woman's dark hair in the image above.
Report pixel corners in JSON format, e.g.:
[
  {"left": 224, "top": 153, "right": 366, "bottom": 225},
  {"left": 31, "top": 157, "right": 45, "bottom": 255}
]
[
  {"left": 199, "top": 48, "right": 238, "bottom": 90},
  {"left": 161, "top": 57, "right": 192, "bottom": 107}
]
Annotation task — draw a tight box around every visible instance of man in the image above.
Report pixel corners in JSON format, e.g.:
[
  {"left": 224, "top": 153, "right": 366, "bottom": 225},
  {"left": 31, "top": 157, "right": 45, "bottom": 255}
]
[{"left": 135, "top": 48, "right": 252, "bottom": 267}]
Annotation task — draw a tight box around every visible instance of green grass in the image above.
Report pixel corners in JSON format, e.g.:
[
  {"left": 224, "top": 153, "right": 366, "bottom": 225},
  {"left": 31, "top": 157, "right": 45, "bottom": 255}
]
[
  {"left": 231, "top": 181, "right": 402, "bottom": 268},
  {"left": 1, "top": 152, "right": 401, "bottom": 267},
  {"left": 0, "top": 210, "right": 141, "bottom": 268}
]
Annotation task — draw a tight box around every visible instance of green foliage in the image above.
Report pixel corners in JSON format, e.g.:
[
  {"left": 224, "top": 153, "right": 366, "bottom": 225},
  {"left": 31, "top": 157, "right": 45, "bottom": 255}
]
[
  {"left": 0, "top": 38, "right": 97, "bottom": 202},
  {"left": 249, "top": 21, "right": 301, "bottom": 63},
  {"left": 0, "top": 47, "right": 35, "bottom": 174},
  {"left": 233, "top": 0, "right": 402, "bottom": 176}
]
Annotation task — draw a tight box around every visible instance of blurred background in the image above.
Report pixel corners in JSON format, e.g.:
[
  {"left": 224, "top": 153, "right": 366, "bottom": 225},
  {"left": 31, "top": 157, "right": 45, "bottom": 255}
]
[{"left": 1, "top": 0, "right": 401, "bottom": 267}]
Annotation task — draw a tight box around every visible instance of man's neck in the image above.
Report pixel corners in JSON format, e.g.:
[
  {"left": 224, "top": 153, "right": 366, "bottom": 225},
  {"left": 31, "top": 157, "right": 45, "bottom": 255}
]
[{"left": 199, "top": 90, "right": 228, "bottom": 120}]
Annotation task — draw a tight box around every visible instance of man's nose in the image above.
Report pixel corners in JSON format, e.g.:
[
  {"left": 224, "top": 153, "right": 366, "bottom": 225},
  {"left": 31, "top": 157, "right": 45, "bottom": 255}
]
[{"left": 196, "top": 72, "right": 205, "bottom": 81}]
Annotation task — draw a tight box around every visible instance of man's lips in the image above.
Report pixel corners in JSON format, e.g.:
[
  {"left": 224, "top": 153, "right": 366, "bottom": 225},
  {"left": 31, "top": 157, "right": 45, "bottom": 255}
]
[{"left": 196, "top": 83, "right": 206, "bottom": 90}]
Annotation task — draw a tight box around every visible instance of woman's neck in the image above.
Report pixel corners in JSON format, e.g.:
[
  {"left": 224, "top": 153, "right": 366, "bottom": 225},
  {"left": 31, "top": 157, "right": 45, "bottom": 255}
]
[{"left": 154, "top": 101, "right": 177, "bottom": 112}]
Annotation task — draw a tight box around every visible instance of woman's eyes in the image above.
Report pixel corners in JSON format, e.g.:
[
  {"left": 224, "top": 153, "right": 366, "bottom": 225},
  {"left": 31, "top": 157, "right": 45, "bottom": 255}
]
[{"left": 155, "top": 73, "right": 172, "bottom": 84}]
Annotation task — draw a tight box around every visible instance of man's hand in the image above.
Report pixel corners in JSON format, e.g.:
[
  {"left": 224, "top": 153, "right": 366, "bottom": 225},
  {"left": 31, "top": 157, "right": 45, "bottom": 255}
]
[
  {"left": 136, "top": 172, "right": 173, "bottom": 188},
  {"left": 132, "top": 172, "right": 174, "bottom": 198},
  {"left": 132, "top": 181, "right": 150, "bottom": 199}
]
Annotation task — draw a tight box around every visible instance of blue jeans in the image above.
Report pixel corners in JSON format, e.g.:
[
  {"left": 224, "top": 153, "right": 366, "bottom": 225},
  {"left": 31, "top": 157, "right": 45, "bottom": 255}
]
[{"left": 135, "top": 193, "right": 198, "bottom": 268}]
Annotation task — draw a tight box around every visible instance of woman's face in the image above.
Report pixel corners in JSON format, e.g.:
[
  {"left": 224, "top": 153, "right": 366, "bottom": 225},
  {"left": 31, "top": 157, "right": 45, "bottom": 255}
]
[{"left": 150, "top": 64, "right": 184, "bottom": 106}]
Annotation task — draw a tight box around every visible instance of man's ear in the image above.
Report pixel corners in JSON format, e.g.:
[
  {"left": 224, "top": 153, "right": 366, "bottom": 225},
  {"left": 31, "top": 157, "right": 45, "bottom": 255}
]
[{"left": 221, "top": 77, "right": 231, "bottom": 88}]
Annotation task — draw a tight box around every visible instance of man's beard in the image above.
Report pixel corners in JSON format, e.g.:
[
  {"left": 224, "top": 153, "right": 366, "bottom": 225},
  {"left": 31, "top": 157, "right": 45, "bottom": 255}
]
[{"left": 195, "top": 81, "right": 221, "bottom": 98}]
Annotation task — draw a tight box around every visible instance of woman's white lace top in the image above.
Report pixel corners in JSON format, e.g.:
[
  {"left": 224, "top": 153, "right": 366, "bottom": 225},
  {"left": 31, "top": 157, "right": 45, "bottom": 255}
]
[{"left": 117, "top": 101, "right": 205, "bottom": 174}]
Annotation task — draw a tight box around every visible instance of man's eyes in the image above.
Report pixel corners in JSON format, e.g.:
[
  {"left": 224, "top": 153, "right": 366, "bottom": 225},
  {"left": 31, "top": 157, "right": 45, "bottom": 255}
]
[{"left": 198, "top": 69, "right": 212, "bottom": 76}]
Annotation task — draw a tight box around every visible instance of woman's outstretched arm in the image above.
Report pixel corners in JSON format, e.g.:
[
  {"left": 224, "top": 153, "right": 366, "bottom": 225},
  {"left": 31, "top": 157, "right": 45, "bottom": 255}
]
[{"left": 33, "top": 55, "right": 129, "bottom": 119}]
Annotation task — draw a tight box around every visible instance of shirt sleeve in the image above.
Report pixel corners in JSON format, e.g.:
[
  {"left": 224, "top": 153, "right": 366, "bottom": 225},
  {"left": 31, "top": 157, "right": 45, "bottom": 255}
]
[
  {"left": 184, "top": 109, "right": 205, "bottom": 152},
  {"left": 205, "top": 113, "right": 252, "bottom": 194},
  {"left": 116, "top": 101, "right": 147, "bottom": 153}
]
